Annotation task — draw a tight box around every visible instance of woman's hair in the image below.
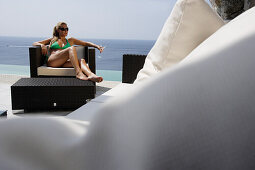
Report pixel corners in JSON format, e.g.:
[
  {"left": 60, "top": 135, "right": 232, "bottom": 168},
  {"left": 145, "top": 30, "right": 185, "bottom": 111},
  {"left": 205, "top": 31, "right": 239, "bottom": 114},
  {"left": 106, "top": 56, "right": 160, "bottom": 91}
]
[{"left": 50, "top": 22, "right": 67, "bottom": 45}]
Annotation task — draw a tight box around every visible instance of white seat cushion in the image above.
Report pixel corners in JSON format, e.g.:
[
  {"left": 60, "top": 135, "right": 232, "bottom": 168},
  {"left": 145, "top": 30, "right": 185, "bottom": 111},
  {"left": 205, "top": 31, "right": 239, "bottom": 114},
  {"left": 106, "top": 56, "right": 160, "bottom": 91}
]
[
  {"left": 135, "top": 0, "right": 224, "bottom": 83},
  {"left": 37, "top": 66, "right": 76, "bottom": 76}
]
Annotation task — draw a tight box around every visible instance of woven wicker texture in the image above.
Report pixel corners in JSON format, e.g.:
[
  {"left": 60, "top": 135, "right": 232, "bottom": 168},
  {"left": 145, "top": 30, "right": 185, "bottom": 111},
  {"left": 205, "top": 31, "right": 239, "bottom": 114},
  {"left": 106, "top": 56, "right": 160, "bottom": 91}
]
[
  {"left": 122, "top": 54, "right": 147, "bottom": 83},
  {"left": 12, "top": 78, "right": 94, "bottom": 87},
  {"left": 11, "top": 78, "right": 95, "bottom": 111}
]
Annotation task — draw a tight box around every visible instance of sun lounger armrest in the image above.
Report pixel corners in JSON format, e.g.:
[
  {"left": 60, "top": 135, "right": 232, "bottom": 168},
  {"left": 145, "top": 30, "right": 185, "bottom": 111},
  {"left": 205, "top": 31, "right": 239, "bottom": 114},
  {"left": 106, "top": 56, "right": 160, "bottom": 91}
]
[
  {"left": 122, "top": 54, "right": 147, "bottom": 83},
  {"left": 29, "top": 46, "right": 44, "bottom": 78}
]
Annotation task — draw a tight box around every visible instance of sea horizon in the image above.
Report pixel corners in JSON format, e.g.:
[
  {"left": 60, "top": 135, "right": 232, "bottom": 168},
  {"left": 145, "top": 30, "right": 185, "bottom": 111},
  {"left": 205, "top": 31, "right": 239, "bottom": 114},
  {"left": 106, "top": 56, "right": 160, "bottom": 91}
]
[
  {"left": 0, "top": 36, "right": 155, "bottom": 81},
  {"left": 0, "top": 35, "right": 156, "bottom": 42}
]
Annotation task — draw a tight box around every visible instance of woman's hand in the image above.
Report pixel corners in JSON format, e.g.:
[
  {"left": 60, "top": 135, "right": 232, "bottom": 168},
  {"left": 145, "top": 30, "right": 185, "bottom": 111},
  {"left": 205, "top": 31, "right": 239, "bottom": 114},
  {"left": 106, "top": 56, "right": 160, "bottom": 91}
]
[
  {"left": 97, "top": 45, "right": 104, "bottom": 53},
  {"left": 41, "top": 44, "right": 48, "bottom": 55},
  {"left": 32, "top": 38, "right": 51, "bottom": 55}
]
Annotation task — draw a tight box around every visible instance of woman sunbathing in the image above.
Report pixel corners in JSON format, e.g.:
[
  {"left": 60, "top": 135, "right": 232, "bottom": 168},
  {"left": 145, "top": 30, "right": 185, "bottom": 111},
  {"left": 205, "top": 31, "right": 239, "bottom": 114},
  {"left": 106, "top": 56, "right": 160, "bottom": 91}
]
[{"left": 33, "top": 22, "right": 104, "bottom": 82}]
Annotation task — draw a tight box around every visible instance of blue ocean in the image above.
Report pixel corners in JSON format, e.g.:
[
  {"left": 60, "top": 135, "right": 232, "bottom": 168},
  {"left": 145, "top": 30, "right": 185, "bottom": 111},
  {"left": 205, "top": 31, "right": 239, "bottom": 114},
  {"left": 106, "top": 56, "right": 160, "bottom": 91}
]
[{"left": 0, "top": 36, "right": 155, "bottom": 71}]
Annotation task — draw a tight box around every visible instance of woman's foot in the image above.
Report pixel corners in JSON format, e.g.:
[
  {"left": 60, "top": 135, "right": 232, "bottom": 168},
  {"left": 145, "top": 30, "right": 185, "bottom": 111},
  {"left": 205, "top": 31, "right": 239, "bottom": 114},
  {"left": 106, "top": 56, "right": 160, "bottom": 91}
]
[
  {"left": 88, "top": 73, "right": 103, "bottom": 83},
  {"left": 76, "top": 71, "right": 89, "bottom": 81},
  {"left": 80, "top": 59, "right": 103, "bottom": 82}
]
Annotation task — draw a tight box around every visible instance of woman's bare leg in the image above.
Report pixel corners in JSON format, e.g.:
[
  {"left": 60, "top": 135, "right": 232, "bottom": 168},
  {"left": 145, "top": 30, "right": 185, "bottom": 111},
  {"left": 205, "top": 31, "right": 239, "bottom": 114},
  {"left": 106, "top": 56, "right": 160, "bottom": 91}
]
[
  {"left": 80, "top": 59, "right": 103, "bottom": 82},
  {"left": 61, "top": 59, "right": 103, "bottom": 82},
  {"left": 47, "top": 47, "right": 88, "bottom": 80}
]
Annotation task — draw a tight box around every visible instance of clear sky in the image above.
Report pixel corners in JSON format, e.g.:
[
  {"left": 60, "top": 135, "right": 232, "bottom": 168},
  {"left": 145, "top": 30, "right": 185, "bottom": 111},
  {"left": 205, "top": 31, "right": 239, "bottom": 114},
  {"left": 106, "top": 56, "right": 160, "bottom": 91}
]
[
  {"left": 0, "top": 0, "right": 211, "bottom": 40},
  {"left": 0, "top": 0, "right": 177, "bottom": 40}
]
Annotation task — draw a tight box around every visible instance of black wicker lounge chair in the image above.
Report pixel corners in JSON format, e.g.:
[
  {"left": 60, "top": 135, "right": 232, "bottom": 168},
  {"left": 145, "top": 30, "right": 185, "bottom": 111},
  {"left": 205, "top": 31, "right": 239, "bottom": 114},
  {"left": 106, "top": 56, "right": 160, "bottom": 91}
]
[
  {"left": 29, "top": 46, "right": 96, "bottom": 77},
  {"left": 122, "top": 54, "right": 147, "bottom": 83}
]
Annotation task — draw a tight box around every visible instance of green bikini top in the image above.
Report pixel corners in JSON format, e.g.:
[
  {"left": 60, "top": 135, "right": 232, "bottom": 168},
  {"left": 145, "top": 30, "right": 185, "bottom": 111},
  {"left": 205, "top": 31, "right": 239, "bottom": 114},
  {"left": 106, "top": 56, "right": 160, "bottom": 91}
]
[{"left": 50, "top": 39, "right": 71, "bottom": 49}]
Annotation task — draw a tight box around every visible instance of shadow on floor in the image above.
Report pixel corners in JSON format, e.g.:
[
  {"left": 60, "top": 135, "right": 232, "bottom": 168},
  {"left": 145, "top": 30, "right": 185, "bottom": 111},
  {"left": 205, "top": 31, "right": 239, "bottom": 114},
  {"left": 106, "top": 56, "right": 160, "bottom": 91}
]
[{"left": 12, "top": 109, "right": 72, "bottom": 117}]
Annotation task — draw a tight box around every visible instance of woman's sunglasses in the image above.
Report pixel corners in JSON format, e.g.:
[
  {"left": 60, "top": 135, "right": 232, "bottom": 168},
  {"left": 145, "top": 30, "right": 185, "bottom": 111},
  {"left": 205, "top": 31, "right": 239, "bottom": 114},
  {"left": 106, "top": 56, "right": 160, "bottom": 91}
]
[{"left": 59, "top": 27, "right": 69, "bottom": 31}]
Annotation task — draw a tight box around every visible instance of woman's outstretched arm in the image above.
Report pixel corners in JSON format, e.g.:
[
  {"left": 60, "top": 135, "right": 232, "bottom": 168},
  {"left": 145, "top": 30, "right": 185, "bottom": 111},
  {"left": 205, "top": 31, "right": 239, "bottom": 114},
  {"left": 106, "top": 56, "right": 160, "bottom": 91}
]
[
  {"left": 32, "top": 38, "right": 52, "bottom": 55},
  {"left": 68, "top": 37, "right": 104, "bottom": 53}
]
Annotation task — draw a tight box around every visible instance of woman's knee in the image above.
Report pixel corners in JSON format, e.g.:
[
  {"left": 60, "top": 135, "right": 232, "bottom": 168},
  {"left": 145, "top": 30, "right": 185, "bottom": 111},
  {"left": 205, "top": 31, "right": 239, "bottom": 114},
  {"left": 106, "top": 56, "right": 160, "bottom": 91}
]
[
  {"left": 68, "top": 46, "right": 76, "bottom": 52},
  {"left": 67, "top": 46, "right": 75, "bottom": 55},
  {"left": 59, "top": 48, "right": 70, "bottom": 56}
]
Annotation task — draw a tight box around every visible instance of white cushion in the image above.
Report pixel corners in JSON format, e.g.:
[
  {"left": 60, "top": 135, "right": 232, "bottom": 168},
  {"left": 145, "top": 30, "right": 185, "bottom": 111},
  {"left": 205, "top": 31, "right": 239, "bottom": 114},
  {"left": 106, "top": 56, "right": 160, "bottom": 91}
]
[
  {"left": 38, "top": 66, "right": 76, "bottom": 76},
  {"left": 81, "top": 7, "right": 255, "bottom": 169},
  {"left": 135, "top": 0, "right": 224, "bottom": 83}
]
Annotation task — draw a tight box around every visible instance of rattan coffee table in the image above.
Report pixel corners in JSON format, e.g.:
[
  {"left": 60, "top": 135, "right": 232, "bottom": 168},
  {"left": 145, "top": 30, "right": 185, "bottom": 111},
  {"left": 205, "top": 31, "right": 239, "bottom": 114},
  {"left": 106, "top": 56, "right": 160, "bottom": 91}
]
[{"left": 11, "top": 78, "right": 95, "bottom": 112}]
